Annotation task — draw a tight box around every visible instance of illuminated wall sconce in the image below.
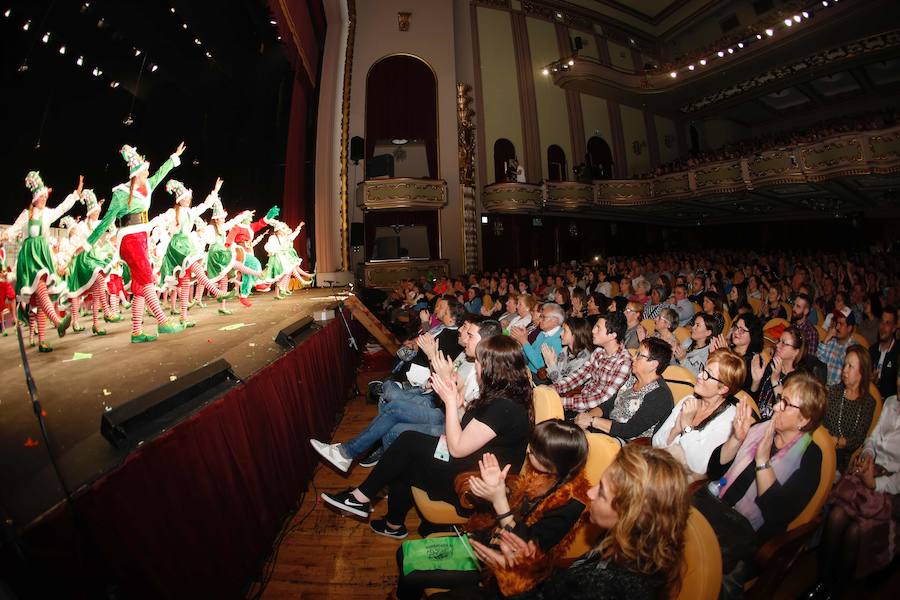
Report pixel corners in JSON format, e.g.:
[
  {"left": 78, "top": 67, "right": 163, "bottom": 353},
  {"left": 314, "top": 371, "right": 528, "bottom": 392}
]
[{"left": 398, "top": 12, "right": 411, "bottom": 32}]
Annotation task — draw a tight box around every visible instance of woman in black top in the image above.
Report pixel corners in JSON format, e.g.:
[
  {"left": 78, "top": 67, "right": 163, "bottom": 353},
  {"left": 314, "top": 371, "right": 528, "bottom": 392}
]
[
  {"left": 397, "top": 420, "right": 589, "bottom": 599},
  {"left": 322, "top": 335, "right": 533, "bottom": 538},
  {"left": 696, "top": 372, "right": 827, "bottom": 599},
  {"left": 441, "top": 445, "right": 689, "bottom": 600}
]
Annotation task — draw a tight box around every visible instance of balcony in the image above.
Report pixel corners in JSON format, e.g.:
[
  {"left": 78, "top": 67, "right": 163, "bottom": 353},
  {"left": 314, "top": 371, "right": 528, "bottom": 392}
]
[
  {"left": 481, "top": 125, "right": 900, "bottom": 218},
  {"left": 356, "top": 178, "right": 447, "bottom": 211}
]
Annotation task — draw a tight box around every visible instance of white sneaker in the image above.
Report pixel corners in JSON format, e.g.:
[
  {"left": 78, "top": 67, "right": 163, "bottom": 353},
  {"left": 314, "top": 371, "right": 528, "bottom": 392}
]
[{"left": 310, "top": 439, "right": 352, "bottom": 473}]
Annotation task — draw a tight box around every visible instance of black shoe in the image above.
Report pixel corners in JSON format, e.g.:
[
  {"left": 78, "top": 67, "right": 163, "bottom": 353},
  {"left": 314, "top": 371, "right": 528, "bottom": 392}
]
[
  {"left": 370, "top": 518, "right": 408, "bottom": 539},
  {"left": 321, "top": 489, "right": 370, "bottom": 518},
  {"left": 367, "top": 380, "right": 384, "bottom": 405},
  {"left": 359, "top": 447, "right": 383, "bottom": 468}
]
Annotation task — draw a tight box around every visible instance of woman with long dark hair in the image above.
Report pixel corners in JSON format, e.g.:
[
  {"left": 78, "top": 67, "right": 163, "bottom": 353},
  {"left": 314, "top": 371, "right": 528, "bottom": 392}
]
[{"left": 322, "top": 335, "right": 533, "bottom": 538}]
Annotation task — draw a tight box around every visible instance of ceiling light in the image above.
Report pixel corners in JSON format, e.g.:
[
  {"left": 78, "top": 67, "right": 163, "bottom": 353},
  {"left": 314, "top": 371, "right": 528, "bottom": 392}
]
[
  {"left": 541, "top": 68, "right": 549, "bottom": 75},
  {"left": 555, "top": 11, "right": 563, "bottom": 19},
  {"left": 766, "top": 28, "right": 774, "bottom": 36},
  {"left": 793, "top": 14, "right": 801, "bottom": 22},
  {"left": 150, "top": 63, "right": 158, "bottom": 72},
  {"left": 756, "top": 33, "right": 762, "bottom": 39},
  {"left": 717, "top": 50, "right": 725, "bottom": 57},
  {"left": 688, "top": 64, "right": 695, "bottom": 70},
  {"left": 41, "top": 32, "right": 50, "bottom": 43},
  {"left": 76, "top": 55, "right": 83, "bottom": 66},
  {"left": 568, "top": 59, "right": 574, "bottom": 66},
  {"left": 205, "top": 51, "right": 212, "bottom": 58},
  {"left": 92, "top": 67, "right": 100, "bottom": 76},
  {"left": 802, "top": 11, "right": 809, "bottom": 18},
  {"left": 59, "top": 45, "right": 66, "bottom": 54},
  {"left": 270, "top": 19, "right": 277, "bottom": 25},
  {"left": 170, "top": 7, "right": 175, "bottom": 13},
  {"left": 391, "top": 138, "right": 408, "bottom": 145},
  {"left": 699, "top": 59, "right": 707, "bottom": 66},
  {"left": 784, "top": 18, "right": 793, "bottom": 26},
  {"left": 182, "top": 23, "right": 187, "bottom": 29},
  {"left": 110, "top": 81, "right": 119, "bottom": 88},
  {"left": 276, "top": 35, "right": 281, "bottom": 40},
  {"left": 134, "top": 48, "right": 141, "bottom": 56},
  {"left": 737, "top": 42, "right": 744, "bottom": 48},
  {"left": 194, "top": 38, "right": 201, "bottom": 45},
  {"left": 727, "top": 48, "right": 734, "bottom": 54},
  {"left": 822, "top": 1, "right": 829, "bottom": 6},
  {"left": 3, "top": 9, "right": 10, "bottom": 17},
  {"left": 669, "top": 71, "right": 677, "bottom": 78},
  {"left": 23, "top": 19, "right": 30, "bottom": 30}
]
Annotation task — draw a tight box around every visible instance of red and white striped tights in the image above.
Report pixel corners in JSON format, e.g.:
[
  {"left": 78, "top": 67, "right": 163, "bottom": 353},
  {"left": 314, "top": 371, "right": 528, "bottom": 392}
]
[
  {"left": 31, "top": 280, "right": 62, "bottom": 343},
  {"left": 130, "top": 281, "right": 167, "bottom": 336},
  {"left": 177, "top": 262, "right": 223, "bottom": 321}
]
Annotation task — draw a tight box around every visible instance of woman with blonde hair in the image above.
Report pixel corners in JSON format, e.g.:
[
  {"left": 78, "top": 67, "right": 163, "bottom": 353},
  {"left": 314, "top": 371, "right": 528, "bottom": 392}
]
[
  {"left": 461, "top": 444, "right": 690, "bottom": 599},
  {"left": 653, "top": 348, "right": 746, "bottom": 479},
  {"left": 698, "top": 372, "right": 827, "bottom": 598}
]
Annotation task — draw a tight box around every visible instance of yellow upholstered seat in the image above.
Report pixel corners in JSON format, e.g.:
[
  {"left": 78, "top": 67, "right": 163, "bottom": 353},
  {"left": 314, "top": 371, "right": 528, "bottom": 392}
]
[{"left": 675, "top": 508, "right": 723, "bottom": 600}]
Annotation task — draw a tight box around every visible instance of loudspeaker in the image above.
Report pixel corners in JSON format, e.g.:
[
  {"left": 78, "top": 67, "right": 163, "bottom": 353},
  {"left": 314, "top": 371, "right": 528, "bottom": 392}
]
[
  {"left": 350, "top": 222, "right": 364, "bottom": 247},
  {"left": 100, "top": 359, "right": 240, "bottom": 449},
  {"left": 274, "top": 315, "right": 317, "bottom": 349},
  {"left": 365, "top": 153, "right": 394, "bottom": 179},
  {"left": 350, "top": 136, "right": 364, "bottom": 164},
  {"left": 572, "top": 36, "right": 584, "bottom": 52}
]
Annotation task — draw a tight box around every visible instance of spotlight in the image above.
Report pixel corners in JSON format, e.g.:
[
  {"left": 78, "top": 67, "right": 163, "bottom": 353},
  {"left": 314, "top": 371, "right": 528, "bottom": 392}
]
[
  {"left": 3, "top": 9, "right": 10, "bottom": 17},
  {"left": 205, "top": 51, "right": 212, "bottom": 58},
  {"left": 42, "top": 32, "right": 50, "bottom": 43},
  {"left": 568, "top": 59, "right": 574, "bottom": 66},
  {"left": 92, "top": 67, "right": 100, "bottom": 76},
  {"left": 784, "top": 18, "right": 793, "bottom": 26},
  {"left": 182, "top": 23, "right": 187, "bottom": 29},
  {"left": 276, "top": 35, "right": 281, "bottom": 40},
  {"left": 688, "top": 64, "right": 695, "bottom": 70},
  {"left": 699, "top": 59, "right": 707, "bottom": 66},
  {"left": 793, "top": 15, "right": 801, "bottom": 22},
  {"left": 541, "top": 68, "right": 549, "bottom": 76},
  {"left": 59, "top": 45, "right": 66, "bottom": 54},
  {"left": 765, "top": 28, "right": 774, "bottom": 36},
  {"left": 170, "top": 7, "right": 175, "bottom": 13},
  {"left": 134, "top": 48, "right": 141, "bottom": 56},
  {"left": 802, "top": 11, "right": 809, "bottom": 18},
  {"left": 551, "top": 66, "right": 558, "bottom": 72},
  {"left": 727, "top": 48, "right": 734, "bottom": 54},
  {"left": 76, "top": 55, "right": 83, "bottom": 66},
  {"left": 822, "top": 1, "right": 829, "bottom": 5},
  {"left": 738, "top": 42, "right": 744, "bottom": 48},
  {"left": 670, "top": 71, "right": 677, "bottom": 78},
  {"left": 23, "top": 19, "right": 30, "bottom": 30},
  {"left": 123, "top": 115, "right": 134, "bottom": 126},
  {"left": 270, "top": 19, "right": 277, "bottom": 25},
  {"left": 18, "top": 62, "right": 28, "bottom": 72},
  {"left": 150, "top": 63, "right": 158, "bottom": 72},
  {"left": 110, "top": 80, "right": 119, "bottom": 88},
  {"left": 717, "top": 50, "right": 725, "bottom": 57},
  {"left": 555, "top": 11, "right": 563, "bottom": 19},
  {"left": 756, "top": 33, "right": 762, "bottom": 40},
  {"left": 194, "top": 37, "right": 201, "bottom": 45}
]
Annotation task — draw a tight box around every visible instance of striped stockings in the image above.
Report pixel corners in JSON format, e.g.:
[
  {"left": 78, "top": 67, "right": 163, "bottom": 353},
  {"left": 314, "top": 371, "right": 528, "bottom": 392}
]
[
  {"left": 90, "top": 277, "right": 112, "bottom": 329},
  {"left": 179, "top": 279, "right": 191, "bottom": 321},
  {"left": 189, "top": 262, "right": 223, "bottom": 297},
  {"left": 70, "top": 295, "right": 81, "bottom": 328},
  {"left": 130, "top": 281, "right": 166, "bottom": 335},
  {"left": 110, "top": 294, "right": 119, "bottom": 315},
  {"left": 34, "top": 281, "right": 62, "bottom": 327}
]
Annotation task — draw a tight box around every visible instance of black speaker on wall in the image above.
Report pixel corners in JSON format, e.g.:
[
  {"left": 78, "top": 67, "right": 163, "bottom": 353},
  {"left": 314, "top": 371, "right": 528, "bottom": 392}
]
[
  {"left": 350, "top": 222, "right": 364, "bottom": 247},
  {"left": 350, "top": 136, "right": 364, "bottom": 164},
  {"left": 366, "top": 154, "right": 394, "bottom": 179}
]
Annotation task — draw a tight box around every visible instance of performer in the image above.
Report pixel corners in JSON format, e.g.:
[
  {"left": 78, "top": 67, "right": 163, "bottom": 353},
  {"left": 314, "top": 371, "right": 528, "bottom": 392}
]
[
  {"left": 158, "top": 177, "right": 235, "bottom": 327},
  {"left": 0, "top": 172, "right": 80, "bottom": 352},
  {"left": 225, "top": 208, "right": 277, "bottom": 307},
  {"left": 66, "top": 190, "right": 122, "bottom": 335},
  {"left": 86, "top": 143, "right": 186, "bottom": 343},
  {"left": 204, "top": 195, "right": 243, "bottom": 315},
  {"left": 263, "top": 220, "right": 312, "bottom": 299},
  {"left": 0, "top": 249, "right": 15, "bottom": 336}
]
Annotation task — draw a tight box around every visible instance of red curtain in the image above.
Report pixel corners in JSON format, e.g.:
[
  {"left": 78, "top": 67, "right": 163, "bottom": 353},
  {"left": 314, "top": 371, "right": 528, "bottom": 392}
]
[
  {"left": 18, "top": 316, "right": 362, "bottom": 600},
  {"left": 282, "top": 75, "right": 310, "bottom": 258},
  {"left": 365, "top": 56, "right": 438, "bottom": 179}
]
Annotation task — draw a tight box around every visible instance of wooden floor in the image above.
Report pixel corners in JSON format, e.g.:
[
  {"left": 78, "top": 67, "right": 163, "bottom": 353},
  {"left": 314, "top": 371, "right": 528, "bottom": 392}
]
[{"left": 259, "top": 393, "right": 417, "bottom": 600}]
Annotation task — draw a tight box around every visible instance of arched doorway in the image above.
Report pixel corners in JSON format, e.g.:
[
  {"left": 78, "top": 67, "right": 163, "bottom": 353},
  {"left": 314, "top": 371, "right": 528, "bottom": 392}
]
[
  {"left": 586, "top": 136, "right": 613, "bottom": 180},
  {"left": 493, "top": 138, "right": 516, "bottom": 183},
  {"left": 547, "top": 145, "right": 567, "bottom": 181},
  {"left": 365, "top": 55, "right": 438, "bottom": 178}
]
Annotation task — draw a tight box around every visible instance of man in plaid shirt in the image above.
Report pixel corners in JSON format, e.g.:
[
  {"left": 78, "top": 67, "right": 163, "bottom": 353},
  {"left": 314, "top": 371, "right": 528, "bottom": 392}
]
[
  {"left": 818, "top": 307, "right": 856, "bottom": 385},
  {"left": 554, "top": 311, "right": 633, "bottom": 415},
  {"left": 790, "top": 293, "right": 819, "bottom": 352}
]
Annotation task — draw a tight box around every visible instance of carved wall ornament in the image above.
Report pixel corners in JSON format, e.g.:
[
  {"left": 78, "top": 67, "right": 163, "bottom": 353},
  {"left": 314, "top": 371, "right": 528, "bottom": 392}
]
[{"left": 398, "top": 12, "right": 411, "bottom": 32}]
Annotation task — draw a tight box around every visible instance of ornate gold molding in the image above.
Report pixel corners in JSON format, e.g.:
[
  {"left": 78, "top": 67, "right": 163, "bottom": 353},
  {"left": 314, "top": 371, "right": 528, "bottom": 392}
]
[
  {"left": 356, "top": 178, "right": 448, "bottom": 211},
  {"left": 363, "top": 259, "right": 450, "bottom": 289},
  {"left": 339, "top": 0, "right": 356, "bottom": 271},
  {"left": 482, "top": 182, "right": 544, "bottom": 212}
]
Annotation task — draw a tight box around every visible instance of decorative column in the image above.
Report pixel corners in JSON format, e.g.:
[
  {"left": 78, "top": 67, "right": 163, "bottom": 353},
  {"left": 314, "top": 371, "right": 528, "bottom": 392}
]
[{"left": 458, "top": 83, "right": 479, "bottom": 273}]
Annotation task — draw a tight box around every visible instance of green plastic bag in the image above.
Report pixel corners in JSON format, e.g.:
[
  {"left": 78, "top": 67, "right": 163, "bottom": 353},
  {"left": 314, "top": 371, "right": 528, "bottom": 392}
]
[{"left": 401, "top": 535, "right": 479, "bottom": 575}]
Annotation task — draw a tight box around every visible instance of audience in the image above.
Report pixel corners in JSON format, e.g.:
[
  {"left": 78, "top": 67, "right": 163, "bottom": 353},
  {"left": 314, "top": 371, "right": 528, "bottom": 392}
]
[
  {"left": 672, "top": 312, "right": 718, "bottom": 377},
  {"left": 871, "top": 305, "right": 898, "bottom": 399},
  {"left": 541, "top": 317, "right": 594, "bottom": 384},
  {"left": 512, "top": 302, "right": 565, "bottom": 375},
  {"left": 817, "top": 307, "right": 857, "bottom": 386},
  {"left": 750, "top": 326, "right": 826, "bottom": 420},
  {"left": 697, "top": 372, "right": 826, "bottom": 598},
  {"left": 653, "top": 349, "right": 746, "bottom": 479},
  {"left": 622, "top": 301, "right": 647, "bottom": 350}
]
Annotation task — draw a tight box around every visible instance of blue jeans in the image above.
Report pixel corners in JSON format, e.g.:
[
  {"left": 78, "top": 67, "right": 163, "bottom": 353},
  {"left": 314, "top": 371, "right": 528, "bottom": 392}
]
[{"left": 340, "top": 382, "right": 445, "bottom": 458}]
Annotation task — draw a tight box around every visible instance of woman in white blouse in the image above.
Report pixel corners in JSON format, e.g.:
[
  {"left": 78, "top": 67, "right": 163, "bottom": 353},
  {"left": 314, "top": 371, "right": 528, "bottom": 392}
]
[{"left": 652, "top": 349, "right": 747, "bottom": 479}]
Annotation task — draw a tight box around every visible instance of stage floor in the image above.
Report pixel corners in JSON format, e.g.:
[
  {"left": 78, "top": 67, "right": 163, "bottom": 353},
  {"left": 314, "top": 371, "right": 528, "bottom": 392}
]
[{"left": 0, "top": 288, "right": 345, "bottom": 527}]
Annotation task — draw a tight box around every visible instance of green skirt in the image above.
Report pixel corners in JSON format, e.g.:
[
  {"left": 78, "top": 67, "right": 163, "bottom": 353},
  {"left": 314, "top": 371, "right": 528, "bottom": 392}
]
[
  {"left": 67, "top": 247, "right": 112, "bottom": 297},
  {"left": 206, "top": 242, "right": 236, "bottom": 283},
  {"left": 15, "top": 236, "right": 67, "bottom": 306},
  {"left": 159, "top": 233, "right": 203, "bottom": 290},
  {"left": 263, "top": 250, "right": 300, "bottom": 283}
]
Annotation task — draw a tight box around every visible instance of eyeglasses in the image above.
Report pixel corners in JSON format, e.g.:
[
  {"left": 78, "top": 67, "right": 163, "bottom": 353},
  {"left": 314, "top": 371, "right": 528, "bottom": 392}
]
[
  {"left": 732, "top": 326, "right": 750, "bottom": 335},
  {"left": 624, "top": 308, "right": 640, "bottom": 314},
  {"left": 698, "top": 366, "right": 724, "bottom": 384},
  {"left": 776, "top": 338, "right": 799, "bottom": 348},
  {"left": 775, "top": 395, "right": 802, "bottom": 411},
  {"left": 636, "top": 352, "right": 651, "bottom": 361}
]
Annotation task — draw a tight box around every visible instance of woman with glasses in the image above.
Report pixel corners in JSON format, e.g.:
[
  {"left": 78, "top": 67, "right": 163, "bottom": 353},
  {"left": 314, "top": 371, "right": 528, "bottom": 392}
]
[
  {"left": 823, "top": 345, "right": 876, "bottom": 472},
  {"left": 750, "top": 326, "right": 827, "bottom": 420},
  {"left": 672, "top": 312, "right": 720, "bottom": 378},
  {"left": 711, "top": 313, "right": 763, "bottom": 392},
  {"left": 576, "top": 337, "right": 675, "bottom": 442},
  {"left": 696, "top": 372, "right": 827, "bottom": 598},
  {"left": 651, "top": 307, "right": 680, "bottom": 351},
  {"left": 652, "top": 349, "right": 746, "bottom": 479},
  {"left": 622, "top": 301, "right": 648, "bottom": 350}
]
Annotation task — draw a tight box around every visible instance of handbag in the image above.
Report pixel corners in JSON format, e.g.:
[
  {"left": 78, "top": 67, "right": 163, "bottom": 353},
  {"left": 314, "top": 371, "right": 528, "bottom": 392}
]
[{"left": 400, "top": 535, "right": 479, "bottom": 575}]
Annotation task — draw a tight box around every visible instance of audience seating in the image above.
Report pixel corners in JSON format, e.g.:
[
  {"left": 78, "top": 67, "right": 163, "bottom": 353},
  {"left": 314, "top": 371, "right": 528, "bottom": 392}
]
[
  {"left": 867, "top": 383, "right": 883, "bottom": 437},
  {"left": 762, "top": 318, "right": 790, "bottom": 345},
  {"left": 850, "top": 332, "right": 870, "bottom": 348},
  {"left": 674, "top": 326, "right": 691, "bottom": 344},
  {"left": 733, "top": 390, "right": 761, "bottom": 420},
  {"left": 663, "top": 365, "right": 697, "bottom": 404},
  {"left": 533, "top": 385, "right": 565, "bottom": 422},
  {"left": 748, "top": 298, "right": 762, "bottom": 314},
  {"left": 676, "top": 508, "right": 723, "bottom": 600},
  {"left": 815, "top": 325, "right": 828, "bottom": 343},
  {"left": 743, "top": 426, "right": 836, "bottom": 599},
  {"left": 642, "top": 318, "right": 656, "bottom": 333}
]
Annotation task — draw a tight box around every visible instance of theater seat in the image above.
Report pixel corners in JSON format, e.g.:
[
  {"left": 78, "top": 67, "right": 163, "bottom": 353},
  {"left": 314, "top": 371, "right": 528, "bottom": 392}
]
[
  {"left": 674, "top": 326, "right": 691, "bottom": 344},
  {"left": 533, "top": 385, "right": 565, "bottom": 422},
  {"left": 867, "top": 383, "right": 883, "bottom": 437},
  {"left": 676, "top": 508, "right": 722, "bottom": 600},
  {"left": 733, "top": 390, "right": 761, "bottom": 420},
  {"left": 642, "top": 318, "right": 656, "bottom": 333},
  {"left": 663, "top": 365, "right": 696, "bottom": 405},
  {"left": 851, "top": 332, "right": 870, "bottom": 348},
  {"left": 744, "top": 427, "right": 836, "bottom": 598}
]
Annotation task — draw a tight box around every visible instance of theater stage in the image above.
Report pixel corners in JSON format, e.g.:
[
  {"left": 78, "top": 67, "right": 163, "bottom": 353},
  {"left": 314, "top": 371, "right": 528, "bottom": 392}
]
[{"left": 0, "top": 288, "right": 349, "bottom": 528}]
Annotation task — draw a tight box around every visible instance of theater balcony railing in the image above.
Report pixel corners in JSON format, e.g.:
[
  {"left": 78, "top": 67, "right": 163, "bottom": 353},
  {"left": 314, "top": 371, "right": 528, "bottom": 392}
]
[
  {"left": 481, "top": 125, "right": 900, "bottom": 213},
  {"left": 356, "top": 178, "right": 448, "bottom": 211}
]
